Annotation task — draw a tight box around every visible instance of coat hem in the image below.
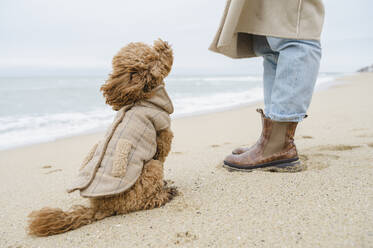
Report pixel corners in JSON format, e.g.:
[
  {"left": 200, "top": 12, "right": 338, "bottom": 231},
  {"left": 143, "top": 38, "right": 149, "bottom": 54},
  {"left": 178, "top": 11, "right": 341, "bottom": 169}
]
[
  {"left": 209, "top": 30, "right": 321, "bottom": 59},
  {"left": 79, "top": 176, "right": 139, "bottom": 198},
  {"left": 237, "top": 30, "right": 321, "bottom": 41},
  {"left": 208, "top": 47, "right": 256, "bottom": 59}
]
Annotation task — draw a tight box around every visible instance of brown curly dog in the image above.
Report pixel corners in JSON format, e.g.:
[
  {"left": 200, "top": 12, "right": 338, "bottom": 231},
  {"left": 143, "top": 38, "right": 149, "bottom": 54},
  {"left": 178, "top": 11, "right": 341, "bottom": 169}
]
[{"left": 28, "top": 39, "right": 177, "bottom": 237}]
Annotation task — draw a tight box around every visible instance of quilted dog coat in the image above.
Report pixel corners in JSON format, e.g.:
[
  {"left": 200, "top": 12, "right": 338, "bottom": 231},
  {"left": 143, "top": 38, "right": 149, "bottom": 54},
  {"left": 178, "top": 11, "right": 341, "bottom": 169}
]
[{"left": 67, "top": 85, "right": 173, "bottom": 198}]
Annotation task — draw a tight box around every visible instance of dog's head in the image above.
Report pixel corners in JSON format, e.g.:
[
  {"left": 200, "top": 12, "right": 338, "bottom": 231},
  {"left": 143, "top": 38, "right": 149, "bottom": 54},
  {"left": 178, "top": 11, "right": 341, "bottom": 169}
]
[{"left": 101, "top": 39, "right": 173, "bottom": 110}]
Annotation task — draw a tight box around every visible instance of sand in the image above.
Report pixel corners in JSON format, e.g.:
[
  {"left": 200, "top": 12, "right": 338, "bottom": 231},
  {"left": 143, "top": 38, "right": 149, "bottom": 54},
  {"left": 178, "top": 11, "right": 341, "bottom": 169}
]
[{"left": 0, "top": 73, "right": 372, "bottom": 248}]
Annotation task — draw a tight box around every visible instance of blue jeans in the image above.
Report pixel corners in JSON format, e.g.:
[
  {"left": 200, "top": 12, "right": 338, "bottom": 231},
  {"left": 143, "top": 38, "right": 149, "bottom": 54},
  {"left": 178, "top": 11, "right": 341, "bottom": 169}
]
[{"left": 252, "top": 35, "right": 322, "bottom": 122}]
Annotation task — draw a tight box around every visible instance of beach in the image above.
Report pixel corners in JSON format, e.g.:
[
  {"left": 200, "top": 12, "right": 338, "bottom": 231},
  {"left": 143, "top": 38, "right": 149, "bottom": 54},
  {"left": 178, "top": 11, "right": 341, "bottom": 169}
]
[{"left": 0, "top": 73, "right": 372, "bottom": 247}]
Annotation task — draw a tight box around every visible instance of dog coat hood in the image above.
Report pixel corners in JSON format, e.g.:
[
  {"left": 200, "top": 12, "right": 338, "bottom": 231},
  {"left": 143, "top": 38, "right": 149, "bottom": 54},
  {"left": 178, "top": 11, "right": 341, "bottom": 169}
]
[{"left": 67, "top": 85, "right": 173, "bottom": 198}]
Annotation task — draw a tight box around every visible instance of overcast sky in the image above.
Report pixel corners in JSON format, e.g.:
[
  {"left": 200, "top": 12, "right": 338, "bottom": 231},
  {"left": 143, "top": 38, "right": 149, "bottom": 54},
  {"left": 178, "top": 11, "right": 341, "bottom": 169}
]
[{"left": 0, "top": 0, "right": 372, "bottom": 76}]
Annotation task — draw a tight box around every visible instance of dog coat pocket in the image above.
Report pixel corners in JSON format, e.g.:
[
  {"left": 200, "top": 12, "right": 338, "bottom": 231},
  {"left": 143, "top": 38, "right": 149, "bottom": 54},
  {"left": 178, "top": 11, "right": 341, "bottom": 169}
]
[
  {"left": 112, "top": 139, "right": 132, "bottom": 177},
  {"left": 79, "top": 143, "right": 98, "bottom": 171}
]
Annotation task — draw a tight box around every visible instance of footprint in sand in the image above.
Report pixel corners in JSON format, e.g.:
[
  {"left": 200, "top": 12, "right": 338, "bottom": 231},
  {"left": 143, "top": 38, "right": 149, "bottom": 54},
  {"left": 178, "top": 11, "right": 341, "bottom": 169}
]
[
  {"left": 172, "top": 151, "right": 183, "bottom": 155},
  {"left": 211, "top": 142, "right": 232, "bottom": 148},
  {"left": 41, "top": 165, "right": 62, "bottom": 174},
  {"left": 301, "top": 143, "right": 364, "bottom": 170},
  {"left": 44, "top": 169, "right": 62, "bottom": 175},
  {"left": 300, "top": 153, "right": 339, "bottom": 170},
  {"left": 174, "top": 231, "right": 198, "bottom": 245},
  {"left": 317, "top": 144, "right": 361, "bottom": 151}
]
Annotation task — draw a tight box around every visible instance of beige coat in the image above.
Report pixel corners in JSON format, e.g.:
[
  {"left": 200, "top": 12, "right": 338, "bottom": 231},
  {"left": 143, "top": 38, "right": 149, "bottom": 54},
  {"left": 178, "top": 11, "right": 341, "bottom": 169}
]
[
  {"left": 67, "top": 85, "right": 173, "bottom": 198},
  {"left": 209, "top": 0, "right": 325, "bottom": 58}
]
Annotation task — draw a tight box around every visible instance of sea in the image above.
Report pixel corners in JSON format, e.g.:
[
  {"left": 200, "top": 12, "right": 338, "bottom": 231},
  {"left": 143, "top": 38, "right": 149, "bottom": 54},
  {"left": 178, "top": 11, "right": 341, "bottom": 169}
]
[{"left": 0, "top": 73, "right": 343, "bottom": 150}]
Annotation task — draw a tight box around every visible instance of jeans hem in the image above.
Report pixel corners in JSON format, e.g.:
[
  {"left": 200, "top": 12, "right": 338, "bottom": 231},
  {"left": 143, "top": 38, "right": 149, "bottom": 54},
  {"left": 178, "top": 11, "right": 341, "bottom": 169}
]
[{"left": 266, "top": 112, "right": 306, "bottom": 122}]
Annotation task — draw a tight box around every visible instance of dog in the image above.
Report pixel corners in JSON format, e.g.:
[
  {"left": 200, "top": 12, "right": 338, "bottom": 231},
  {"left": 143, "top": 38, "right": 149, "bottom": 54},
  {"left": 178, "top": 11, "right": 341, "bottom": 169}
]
[{"left": 28, "top": 39, "right": 177, "bottom": 236}]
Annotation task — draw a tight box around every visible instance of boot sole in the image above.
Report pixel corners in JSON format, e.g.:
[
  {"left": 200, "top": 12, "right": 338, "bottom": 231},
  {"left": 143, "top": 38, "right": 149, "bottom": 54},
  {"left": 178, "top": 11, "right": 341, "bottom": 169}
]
[{"left": 223, "top": 158, "right": 306, "bottom": 173}]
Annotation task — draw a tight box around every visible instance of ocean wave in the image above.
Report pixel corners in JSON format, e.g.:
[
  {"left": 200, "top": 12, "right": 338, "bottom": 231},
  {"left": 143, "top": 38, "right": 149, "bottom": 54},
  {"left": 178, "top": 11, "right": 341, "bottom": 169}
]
[
  {"left": 0, "top": 74, "right": 341, "bottom": 150},
  {"left": 0, "top": 109, "right": 114, "bottom": 150},
  {"left": 173, "top": 87, "right": 263, "bottom": 117},
  {"left": 316, "top": 76, "right": 335, "bottom": 85}
]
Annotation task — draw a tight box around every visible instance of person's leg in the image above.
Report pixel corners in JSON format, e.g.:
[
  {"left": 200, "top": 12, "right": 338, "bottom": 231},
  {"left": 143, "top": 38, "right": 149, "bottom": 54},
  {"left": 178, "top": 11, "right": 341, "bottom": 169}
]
[
  {"left": 225, "top": 37, "right": 321, "bottom": 171},
  {"left": 232, "top": 35, "right": 279, "bottom": 155},
  {"left": 265, "top": 37, "right": 322, "bottom": 122},
  {"left": 252, "top": 35, "right": 279, "bottom": 114}
]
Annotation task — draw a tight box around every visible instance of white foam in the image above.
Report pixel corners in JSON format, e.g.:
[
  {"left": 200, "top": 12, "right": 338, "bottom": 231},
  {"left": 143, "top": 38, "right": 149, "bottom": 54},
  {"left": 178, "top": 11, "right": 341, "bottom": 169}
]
[
  {"left": 172, "top": 87, "right": 263, "bottom": 118},
  {"left": 0, "top": 109, "right": 114, "bottom": 150}
]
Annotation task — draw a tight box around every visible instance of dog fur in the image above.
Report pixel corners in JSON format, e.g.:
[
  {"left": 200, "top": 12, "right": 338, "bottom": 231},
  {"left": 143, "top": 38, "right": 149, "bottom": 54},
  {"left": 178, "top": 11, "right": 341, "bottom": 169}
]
[{"left": 28, "top": 39, "right": 177, "bottom": 237}]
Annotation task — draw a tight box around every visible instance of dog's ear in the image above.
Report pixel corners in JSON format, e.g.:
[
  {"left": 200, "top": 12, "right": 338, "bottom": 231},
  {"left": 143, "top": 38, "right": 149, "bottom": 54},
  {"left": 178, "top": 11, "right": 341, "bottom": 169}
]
[
  {"left": 101, "top": 72, "right": 131, "bottom": 110},
  {"left": 151, "top": 39, "right": 173, "bottom": 80},
  {"left": 101, "top": 70, "right": 157, "bottom": 110},
  {"left": 153, "top": 39, "right": 172, "bottom": 56}
]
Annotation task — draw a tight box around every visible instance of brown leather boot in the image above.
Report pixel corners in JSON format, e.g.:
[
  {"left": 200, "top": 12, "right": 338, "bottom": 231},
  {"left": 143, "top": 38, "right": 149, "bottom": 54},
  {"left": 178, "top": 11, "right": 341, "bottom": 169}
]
[
  {"left": 224, "top": 109, "right": 305, "bottom": 172},
  {"left": 231, "top": 146, "right": 249, "bottom": 155}
]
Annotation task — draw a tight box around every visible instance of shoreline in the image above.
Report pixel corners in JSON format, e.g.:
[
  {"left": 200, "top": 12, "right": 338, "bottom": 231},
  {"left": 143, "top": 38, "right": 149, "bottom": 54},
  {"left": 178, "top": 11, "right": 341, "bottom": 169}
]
[
  {"left": 0, "top": 73, "right": 349, "bottom": 152},
  {"left": 0, "top": 73, "right": 372, "bottom": 247}
]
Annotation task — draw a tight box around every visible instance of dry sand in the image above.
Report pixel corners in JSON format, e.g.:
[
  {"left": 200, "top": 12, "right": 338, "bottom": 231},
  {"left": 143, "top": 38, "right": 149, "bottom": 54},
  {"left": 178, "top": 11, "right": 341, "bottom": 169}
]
[{"left": 0, "top": 73, "right": 372, "bottom": 248}]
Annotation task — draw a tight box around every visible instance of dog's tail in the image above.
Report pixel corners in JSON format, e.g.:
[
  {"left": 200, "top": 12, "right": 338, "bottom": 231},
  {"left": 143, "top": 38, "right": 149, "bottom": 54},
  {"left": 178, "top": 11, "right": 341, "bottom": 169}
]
[{"left": 28, "top": 205, "right": 96, "bottom": 236}]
